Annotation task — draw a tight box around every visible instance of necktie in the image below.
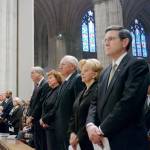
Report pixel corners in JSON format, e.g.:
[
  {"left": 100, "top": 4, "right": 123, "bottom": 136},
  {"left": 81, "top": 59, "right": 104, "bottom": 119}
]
[{"left": 108, "top": 64, "right": 117, "bottom": 86}]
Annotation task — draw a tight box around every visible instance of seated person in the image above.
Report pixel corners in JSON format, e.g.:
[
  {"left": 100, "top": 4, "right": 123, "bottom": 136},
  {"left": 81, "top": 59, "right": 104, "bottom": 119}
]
[
  {"left": 8, "top": 97, "right": 23, "bottom": 135},
  {"left": 17, "top": 125, "right": 34, "bottom": 147}
]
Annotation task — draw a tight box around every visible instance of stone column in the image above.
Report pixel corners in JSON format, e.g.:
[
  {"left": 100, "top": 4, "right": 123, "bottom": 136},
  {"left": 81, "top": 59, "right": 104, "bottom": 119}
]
[
  {"left": 55, "top": 35, "right": 66, "bottom": 66},
  {"left": 18, "top": 0, "right": 34, "bottom": 99},
  {"left": 93, "top": 0, "right": 123, "bottom": 67},
  {"left": 0, "top": 0, "right": 17, "bottom": 94}
]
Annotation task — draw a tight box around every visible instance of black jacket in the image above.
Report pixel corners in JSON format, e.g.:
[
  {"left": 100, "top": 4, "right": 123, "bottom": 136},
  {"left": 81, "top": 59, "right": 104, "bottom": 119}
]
[
  {"left": 87, "top": 54, "right": 149, "bottom": 150},
  {"left": 55, "top": 71, "right": 85, "bottom": 148},
  {"left": 42, "top": 86, "right": 60, "bottom": 129},
  {"left": 27, "top": 79, "right": 50, "bottom": 120},
  {"left": 69, "top": 81, "right": 97, "bottom": 140}
]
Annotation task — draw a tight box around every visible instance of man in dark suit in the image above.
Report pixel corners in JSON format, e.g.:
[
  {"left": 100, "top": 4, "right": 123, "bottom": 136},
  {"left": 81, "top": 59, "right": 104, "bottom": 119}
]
[
  {"left": 0, "top": 90, "right": 13, "bottom": 133},
  {"left": 26, "top": 66, "right": 50, "bottom": 150},
  {"left": 86, "top": 25, "right": 149, "bottom": 150},
  {"left": 56, "top": 55, "right": 85, "bottom": 150},
  {"left": 2, "top": 90, "right": 13, "bottom": 120},
  {"left": 145, "top": 84, "right": 150, "bottom": 131}
]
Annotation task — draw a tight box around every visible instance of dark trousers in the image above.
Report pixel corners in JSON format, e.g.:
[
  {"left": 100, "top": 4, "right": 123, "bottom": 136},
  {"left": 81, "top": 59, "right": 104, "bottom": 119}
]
[
  {"left": 45, "top": 129, "right": 58, "bottom": 150},
  {"left": 79, "top": 134, "right": 94, "bottom": 150},
  {"left": 56, "top": 119, "right": 69, "bottom": 150},
  {"left": 56, "top": 134, "right": 69, "bottom": 150},
  {"left": 56, "top": 137, "right": 69, "bottom": 150},
  {"left": 0, "top": 121, "right": 9, "bottom": 133},
  {"left": 33, "top": 120, "right": 46, "bottom": 150}
]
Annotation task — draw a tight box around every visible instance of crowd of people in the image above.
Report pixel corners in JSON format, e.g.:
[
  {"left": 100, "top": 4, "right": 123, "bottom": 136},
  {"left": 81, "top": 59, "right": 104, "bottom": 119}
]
[
  {"left": 0, "top": 90, "right": 29, "bottom": 135},
  {"left": 0, "top": 25, "right": 150, "bottom": 150}
]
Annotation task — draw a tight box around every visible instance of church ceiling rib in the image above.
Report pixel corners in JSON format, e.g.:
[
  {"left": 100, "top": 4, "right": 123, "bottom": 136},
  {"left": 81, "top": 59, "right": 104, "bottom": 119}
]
[
  {"left": 122, "top": 0, "right": 148, "bottom": 26},
  {"left": 34, "top": 0, "right": 93, "bottom": 36}
]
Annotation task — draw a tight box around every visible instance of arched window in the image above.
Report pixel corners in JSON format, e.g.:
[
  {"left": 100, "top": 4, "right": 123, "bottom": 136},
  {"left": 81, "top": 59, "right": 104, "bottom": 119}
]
[
  {"left": 130, "top": 19, "right": 147, "bottom": 57},
  {"left": 82, "top": 10, "right": 96, "bottom": 53}
]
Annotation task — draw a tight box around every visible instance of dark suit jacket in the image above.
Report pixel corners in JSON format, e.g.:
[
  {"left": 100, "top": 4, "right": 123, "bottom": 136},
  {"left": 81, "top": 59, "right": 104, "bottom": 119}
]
[
  {"left": 87, "top": 54, "right": 149, "bottom": 150},
  {"left": 55, "top": 71, "right": 85, "bottom": 147},
  {"left": 27, "top": 79, "right": 50, "bottom": 120},
  {"left": 2, "top": 98, "right": 13, "bottom": 119},
  {"left": 144, "top": 97, "right": 150, "bottom": 130},
  {"left": 69, "top": 81, "right": 97, "bottom": 141},
  {"left": 41, "top": 86, "right": 60, "bottom": 129},
  {"left": 9, "top": 106, "right": 23, "bottom": 133}
]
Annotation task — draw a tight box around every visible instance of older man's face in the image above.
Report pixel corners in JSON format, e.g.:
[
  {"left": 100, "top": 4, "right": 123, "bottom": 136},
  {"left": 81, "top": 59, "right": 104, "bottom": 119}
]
[
  {"left": 31, "top": 71, "right": 41, "bottom": 83},
  {"left": 59, "top": 59, "right": 74, "bottom": 77}
]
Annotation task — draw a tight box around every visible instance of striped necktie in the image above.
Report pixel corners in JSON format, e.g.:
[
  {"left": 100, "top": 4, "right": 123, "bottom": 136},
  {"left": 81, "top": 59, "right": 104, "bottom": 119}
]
[{"left": 108, "top": 64, "right": 117, "bottom": 86}]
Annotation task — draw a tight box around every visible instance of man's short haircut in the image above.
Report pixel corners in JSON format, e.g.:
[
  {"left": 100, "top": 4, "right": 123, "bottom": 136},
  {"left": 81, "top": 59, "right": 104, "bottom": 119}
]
[
  {"left": 61, "top": 55, "right": 79, "bottom": 69},
  {"left": 105, "top": 25, "right": 132, "bottom": 50},
  {"left": 31, "top": 66, "right": 45, "bottom": 76}
]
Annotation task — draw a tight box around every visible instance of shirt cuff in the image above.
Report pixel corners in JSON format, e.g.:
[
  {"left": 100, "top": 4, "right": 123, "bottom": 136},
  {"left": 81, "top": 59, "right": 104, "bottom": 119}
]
[
  {"left": 86, "top": 122, "right": 95, "bottom": 128},
  {"left": 99, "top": 126, "right": 104, "bottom": 135}
]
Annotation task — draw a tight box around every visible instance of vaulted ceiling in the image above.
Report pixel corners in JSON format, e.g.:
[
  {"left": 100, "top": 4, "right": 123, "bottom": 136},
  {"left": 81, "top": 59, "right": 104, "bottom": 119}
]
[
  {"left": 34, "top": 0, "right": 150, "bottom": 67},
  {"left": 34, "top": 0, "right": 150, "bottom": 41},
  {"left": 121, "top": 0, "right": 150, "bottom": 29},
  {"left": 34, "top": 0, "right": 93, "bottom": 37}
]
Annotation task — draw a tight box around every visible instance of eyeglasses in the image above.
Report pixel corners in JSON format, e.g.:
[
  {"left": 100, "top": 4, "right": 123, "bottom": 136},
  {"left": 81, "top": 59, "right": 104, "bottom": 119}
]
[{"left": 103, "top": 37, "right": 120, "bottom": 43}]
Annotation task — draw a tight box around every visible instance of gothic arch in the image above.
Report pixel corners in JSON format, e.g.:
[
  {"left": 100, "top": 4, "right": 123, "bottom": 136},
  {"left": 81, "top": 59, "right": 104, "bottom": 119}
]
[{"left": 121, "top": 0, "right": 150, "bottom": 61}]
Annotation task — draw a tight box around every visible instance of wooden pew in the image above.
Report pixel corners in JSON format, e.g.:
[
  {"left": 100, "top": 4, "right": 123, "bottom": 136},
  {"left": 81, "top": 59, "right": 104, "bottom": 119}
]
[{"left": 0, "top": 138, "right": 34, "bottom": 150}]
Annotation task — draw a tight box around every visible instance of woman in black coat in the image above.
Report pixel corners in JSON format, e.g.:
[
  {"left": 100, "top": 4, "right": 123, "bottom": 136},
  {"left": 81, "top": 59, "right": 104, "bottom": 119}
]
[
  {"left": 39, "top": 70, "right": 62, "bottom": 150},
  {"left": 69, "top": 59, "right": 103, "bottom": 150}
]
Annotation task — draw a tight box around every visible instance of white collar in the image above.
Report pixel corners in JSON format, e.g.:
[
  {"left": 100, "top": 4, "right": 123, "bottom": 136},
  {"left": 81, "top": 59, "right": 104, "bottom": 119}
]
[
  {"left": 112, "top": 52, "right": 127, "bottom": 67},
  {"left": 38, "top": 77, "right": 44, "bottom": 86},
  {"left": 65, "top": 73, "right": 73, "bottom": 81}
]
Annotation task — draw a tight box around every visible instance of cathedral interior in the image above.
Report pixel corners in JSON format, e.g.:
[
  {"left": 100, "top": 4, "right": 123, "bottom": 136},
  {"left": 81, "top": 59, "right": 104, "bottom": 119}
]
[
  {"left": 0, "top": 0, "right": 150, "bottom": 98},
  {"left": 34, "top": 0, "right": 150, "bottom": 69}
]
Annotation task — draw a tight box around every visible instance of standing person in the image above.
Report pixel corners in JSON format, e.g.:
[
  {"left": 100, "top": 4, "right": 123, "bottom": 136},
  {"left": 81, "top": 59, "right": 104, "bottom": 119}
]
[
  {"left": 0, "top": 92, "right": 11, "bottom": 133},
  {"left": 26, "top": 66, "right": 50, "bottom": 150},
  {"left": 56, "top": 55, "right": 85, "bottom": 150},
  {"left": 145, "top": 83, "right": 150, "bottom": 132},
  {"left": 69, "top": 59, "right": 103, "bottom": 150},
  {"left": 86, "top": 25, "right": 149, "bottom": 150},
  {"left": 2, "top": 90, "right": 13, "bottom": 121},
  {"left": 40, "top": 70, "right": 62, "bottom": 150}
]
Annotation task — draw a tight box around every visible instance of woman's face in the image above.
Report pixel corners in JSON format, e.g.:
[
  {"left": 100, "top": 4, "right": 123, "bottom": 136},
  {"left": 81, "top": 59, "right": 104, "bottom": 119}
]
[
  {"left": 81, "top": 64, "right": 96, "bottom": 84},
  {"left": 48, "top": 75, "right": 59, "bottom": 88}
]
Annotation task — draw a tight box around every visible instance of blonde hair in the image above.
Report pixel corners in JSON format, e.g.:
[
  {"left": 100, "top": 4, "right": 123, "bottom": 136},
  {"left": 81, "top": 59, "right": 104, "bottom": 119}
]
[{"left": 79, "top": 58, "right": 103, "bottom": 80}]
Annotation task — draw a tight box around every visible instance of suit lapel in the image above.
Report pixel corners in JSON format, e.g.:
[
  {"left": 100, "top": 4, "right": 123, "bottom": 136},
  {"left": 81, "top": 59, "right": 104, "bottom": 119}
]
[
  {"left": 101, "top": 54, "right": 130, "bottom": 109},
  {"left": 104, "top": 66, "right": 112, "bottom": 93},
  {"left": 77, "top": 82, "right": 97, "bottom": 105},
  {"left": 75, "top": 89, "right": 85, "bottom": 106},
  {"left": 57, "top": 71, "right": 77, "bottom": 99},
  {"left": 98, "top": 67, "right": 111, "bottom": 112}
]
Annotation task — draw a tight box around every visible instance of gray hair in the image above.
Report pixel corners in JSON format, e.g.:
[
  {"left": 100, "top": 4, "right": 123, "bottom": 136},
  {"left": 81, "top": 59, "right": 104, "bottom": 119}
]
[
  {"left": 31, "top": 66, "right": 45, "bottom": 76},
  {"left": 60, "top": 55, "right": 79, "bottom": 69}
]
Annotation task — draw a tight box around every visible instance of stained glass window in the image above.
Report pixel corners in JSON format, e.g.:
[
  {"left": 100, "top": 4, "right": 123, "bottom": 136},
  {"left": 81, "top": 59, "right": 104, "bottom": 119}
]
[
  {"left": 130, "top": 19, "right": 147, "bottom": 57},
  {"left": 82, "top": 10, "right": 96, "bottom": 52}
]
